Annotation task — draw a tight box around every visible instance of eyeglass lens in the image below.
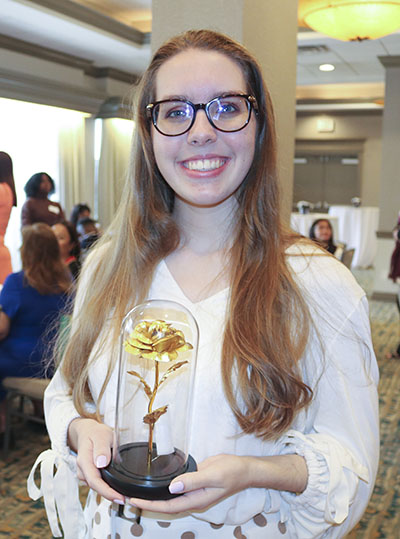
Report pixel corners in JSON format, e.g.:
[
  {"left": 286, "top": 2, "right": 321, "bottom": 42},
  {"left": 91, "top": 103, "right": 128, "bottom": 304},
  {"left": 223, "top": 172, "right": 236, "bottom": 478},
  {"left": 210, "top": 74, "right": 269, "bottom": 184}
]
[{"left": 153, "top": 96, "right": 251, "bottom": 136}]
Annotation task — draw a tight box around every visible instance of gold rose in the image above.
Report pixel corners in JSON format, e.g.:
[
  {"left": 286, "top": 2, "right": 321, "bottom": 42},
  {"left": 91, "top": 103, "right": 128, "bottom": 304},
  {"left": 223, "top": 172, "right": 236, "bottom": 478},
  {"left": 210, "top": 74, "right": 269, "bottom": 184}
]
[{"left": 124, "top": 320, "right": 193, "bottom": 469}]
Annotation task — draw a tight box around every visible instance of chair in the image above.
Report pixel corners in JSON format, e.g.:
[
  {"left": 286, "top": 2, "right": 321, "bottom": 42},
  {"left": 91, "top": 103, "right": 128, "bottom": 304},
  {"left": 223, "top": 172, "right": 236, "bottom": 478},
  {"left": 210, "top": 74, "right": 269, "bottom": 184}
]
[
  {"left": 341, "top": 248, "right": 355, "bottom": 269},
  {"left": 2, "top": 377, "right": 50, "bottom": 458}
]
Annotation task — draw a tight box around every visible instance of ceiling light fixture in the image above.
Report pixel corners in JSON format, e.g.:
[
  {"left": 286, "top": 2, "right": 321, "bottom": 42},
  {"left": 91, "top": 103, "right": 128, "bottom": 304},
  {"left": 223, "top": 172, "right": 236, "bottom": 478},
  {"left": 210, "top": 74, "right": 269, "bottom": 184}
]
[
  {"left": 319, "top": 63, "right": 335, "bottom": 71},
  {"left": 298, "top": 0, "right": 400, "bottom": 41}
]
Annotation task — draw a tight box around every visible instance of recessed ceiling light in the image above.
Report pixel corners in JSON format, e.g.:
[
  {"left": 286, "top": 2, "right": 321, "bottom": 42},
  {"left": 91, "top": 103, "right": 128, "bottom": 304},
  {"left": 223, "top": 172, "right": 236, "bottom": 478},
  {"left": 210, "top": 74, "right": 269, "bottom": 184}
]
[{"left": 319, "top": 63, "right": 335, "bottom": 72}]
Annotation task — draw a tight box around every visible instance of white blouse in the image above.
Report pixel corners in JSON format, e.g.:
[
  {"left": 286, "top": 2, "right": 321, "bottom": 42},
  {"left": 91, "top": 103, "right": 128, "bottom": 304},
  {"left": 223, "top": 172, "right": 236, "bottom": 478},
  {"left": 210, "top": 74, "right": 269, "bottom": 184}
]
[{"left": 28, "top": 243, "right": 379, "bottom": 538}]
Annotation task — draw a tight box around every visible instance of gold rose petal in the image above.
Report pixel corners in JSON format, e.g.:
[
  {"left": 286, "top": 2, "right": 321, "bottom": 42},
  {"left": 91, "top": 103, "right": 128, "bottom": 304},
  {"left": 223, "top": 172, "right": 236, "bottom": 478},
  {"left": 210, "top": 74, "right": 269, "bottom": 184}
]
[
  {"left": 153, "top": 335, "right": 181, "bottom": 353},
  {"left": 131, "top": 331, "right": 153, "bottom": 345},
  {"left": 124, "top": 343, "right": 141, "bottom": 355},
  {"left": 140, "top": 351, "right": 159, "bottom": 360},
  {"left": 127, "top": 338, "right": 153, "bottom": 350},
  {"left": 176, "top": 343, "right": 193, "bottom": 352}
]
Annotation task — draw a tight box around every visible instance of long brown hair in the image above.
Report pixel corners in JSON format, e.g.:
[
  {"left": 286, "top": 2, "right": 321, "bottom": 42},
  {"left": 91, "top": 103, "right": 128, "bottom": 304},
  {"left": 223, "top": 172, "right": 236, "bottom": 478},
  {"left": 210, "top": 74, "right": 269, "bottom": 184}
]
[
  {"left": 61, "top": 29, "right": 312, "bottom": 439},
  {"left": 21, "top": 223, "right": 71, "bottom": 295},
  {"left": 0, "top": 151, "right": 17, "bottom": 206}
]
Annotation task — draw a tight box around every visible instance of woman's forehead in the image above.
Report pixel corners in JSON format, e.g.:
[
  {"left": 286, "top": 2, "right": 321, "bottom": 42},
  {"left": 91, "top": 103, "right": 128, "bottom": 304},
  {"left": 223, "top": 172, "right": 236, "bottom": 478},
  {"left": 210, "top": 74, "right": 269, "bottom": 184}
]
[{"left": 154, "top": 49, "right": 247, "bottom": 102}]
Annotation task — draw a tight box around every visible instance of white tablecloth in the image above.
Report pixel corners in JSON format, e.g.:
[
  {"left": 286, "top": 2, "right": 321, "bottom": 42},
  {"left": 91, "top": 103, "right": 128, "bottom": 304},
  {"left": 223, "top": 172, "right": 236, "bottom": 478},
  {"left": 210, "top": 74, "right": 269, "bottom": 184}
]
[
  {"left": 290, "top": 213, "right": 340, "bottom": 241},
  {"left": 328, "top": 206, "right": 379, "bottom": 268}
]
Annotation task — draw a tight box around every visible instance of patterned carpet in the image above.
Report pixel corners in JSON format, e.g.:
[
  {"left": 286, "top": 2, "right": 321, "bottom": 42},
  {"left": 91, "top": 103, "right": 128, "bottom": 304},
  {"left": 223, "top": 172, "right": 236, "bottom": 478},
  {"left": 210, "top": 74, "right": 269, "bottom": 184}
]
[{"left": 0, "top": 269, "right": 399, "bottom": 538}]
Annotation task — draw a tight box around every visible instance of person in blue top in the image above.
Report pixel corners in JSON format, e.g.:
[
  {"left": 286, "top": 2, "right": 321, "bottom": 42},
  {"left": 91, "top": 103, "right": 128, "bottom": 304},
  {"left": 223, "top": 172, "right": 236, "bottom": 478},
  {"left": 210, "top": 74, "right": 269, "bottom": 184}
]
[{"left": 0, "top": 223, "right": 71, "bottom": 432}]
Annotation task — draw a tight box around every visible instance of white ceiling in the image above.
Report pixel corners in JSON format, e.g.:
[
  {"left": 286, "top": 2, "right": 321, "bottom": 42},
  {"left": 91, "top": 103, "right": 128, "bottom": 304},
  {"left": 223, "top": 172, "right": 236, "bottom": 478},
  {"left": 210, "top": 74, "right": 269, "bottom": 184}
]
[{"left": 1, "top": 0, "right": 400, "bottom": 108}]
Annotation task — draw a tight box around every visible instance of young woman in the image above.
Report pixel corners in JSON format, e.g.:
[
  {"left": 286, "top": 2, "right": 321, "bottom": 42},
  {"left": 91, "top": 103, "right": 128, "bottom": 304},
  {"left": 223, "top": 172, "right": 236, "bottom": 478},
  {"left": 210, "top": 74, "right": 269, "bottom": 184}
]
[
  {"left": 309, "top": 218, "right": 344, "bottom": 259},
  {"left": 21, "top": 172, "right": 65, "bottom": 227},
  {"left": 0, "top": 151, "right": 17, "bottom": 284},
  {"left": 52, "top": 220, "right": 81, "bottom": 281},
  {"left": 29, "top": 30, "right": 379, "bottom": 538},
  {"left": 0, "top": 223, "right": 70, "bottom": 431}
]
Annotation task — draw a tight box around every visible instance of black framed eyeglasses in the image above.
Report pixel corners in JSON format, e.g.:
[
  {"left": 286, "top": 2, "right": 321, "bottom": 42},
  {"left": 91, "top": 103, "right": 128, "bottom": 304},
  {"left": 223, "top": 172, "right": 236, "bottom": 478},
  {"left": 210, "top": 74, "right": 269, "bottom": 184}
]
[{"left": 146, "top": 94, "right": 258, "bottom": 137}]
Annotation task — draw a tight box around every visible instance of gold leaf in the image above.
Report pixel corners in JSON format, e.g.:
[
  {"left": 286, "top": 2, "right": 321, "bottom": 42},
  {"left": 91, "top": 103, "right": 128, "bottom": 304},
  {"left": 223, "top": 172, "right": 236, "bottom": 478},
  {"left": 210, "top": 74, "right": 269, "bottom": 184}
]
[
  {"left": 127, "top": 370, "right": 152, "bottom": 399},
  {"left": 143, "top": 405, "right": 168, "bottom": 425},
  {"left": 159, "top": 360, "right": 188, "bottom": 386}
]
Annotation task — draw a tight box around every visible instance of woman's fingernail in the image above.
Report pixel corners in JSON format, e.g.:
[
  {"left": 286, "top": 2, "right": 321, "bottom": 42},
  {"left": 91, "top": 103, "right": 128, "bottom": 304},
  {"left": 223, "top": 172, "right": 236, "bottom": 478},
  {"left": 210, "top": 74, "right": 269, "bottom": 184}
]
[
  {"left": 169, "top": 480, "right": 184, "bottom": 494},
  {"left": 96, "top": 455, "right": 107, "bottom": 468},
  {"left": 128, "top": 500, "right": 137, "bottom": 507},
  {"left": 113, "top": 499, "right": 124, "bottom": 505}
]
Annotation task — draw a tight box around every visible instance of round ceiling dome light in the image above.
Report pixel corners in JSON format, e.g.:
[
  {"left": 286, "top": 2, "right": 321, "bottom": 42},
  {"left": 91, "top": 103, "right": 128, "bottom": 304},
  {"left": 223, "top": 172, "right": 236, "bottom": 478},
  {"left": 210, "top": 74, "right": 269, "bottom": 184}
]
[{"left": 298, "top": 0, "right": 400, "bottom": 41}]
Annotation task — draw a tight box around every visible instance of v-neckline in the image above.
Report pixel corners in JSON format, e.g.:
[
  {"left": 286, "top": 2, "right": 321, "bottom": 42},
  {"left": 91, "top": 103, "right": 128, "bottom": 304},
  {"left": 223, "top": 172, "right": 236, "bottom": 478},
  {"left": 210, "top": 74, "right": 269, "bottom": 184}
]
[{"left": 161, "top": 259, "right": 229, "bottom": 306}]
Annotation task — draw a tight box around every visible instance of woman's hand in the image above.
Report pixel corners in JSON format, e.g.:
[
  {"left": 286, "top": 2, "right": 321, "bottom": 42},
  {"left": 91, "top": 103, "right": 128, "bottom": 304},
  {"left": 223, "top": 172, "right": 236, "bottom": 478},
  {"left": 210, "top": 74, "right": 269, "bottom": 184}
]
[
  {"left": 129, "top": 454, "right": 251, "bottom": 513},
  {"left": 68, "top": 417, "right": 124, "bottom": 504},
  {"left": 128, "top": 453, "right": 308, "bottom": 514}
]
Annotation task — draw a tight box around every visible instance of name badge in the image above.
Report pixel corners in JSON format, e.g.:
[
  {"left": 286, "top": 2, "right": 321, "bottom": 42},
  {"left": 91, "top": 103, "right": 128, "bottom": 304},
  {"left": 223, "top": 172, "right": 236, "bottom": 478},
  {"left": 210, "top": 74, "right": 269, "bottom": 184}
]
[{"left": 48, "top": 205, "right": 60, "bottom": 214}]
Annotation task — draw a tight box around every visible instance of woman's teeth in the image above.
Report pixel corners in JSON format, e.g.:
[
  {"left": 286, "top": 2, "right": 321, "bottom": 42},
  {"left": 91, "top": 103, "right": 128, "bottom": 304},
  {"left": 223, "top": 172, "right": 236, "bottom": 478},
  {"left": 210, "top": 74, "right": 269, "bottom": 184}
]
[{"left": 184, "top": 158, "right": 226, "bottom": 171}]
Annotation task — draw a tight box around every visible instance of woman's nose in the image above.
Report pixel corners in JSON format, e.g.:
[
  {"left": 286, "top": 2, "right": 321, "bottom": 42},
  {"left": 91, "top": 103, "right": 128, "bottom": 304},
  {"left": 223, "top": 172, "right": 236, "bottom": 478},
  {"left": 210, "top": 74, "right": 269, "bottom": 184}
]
[{"left": 187, "top": 110, "right": 217, "bottom": 145}]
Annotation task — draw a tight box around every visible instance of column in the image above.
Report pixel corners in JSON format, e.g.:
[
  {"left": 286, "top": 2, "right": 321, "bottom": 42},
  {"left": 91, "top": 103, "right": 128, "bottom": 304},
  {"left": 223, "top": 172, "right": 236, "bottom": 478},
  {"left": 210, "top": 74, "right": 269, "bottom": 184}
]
[
  {"left": 151, "top": 0, "right": 298, "bottom": 222},
  {"left": 372, "top": 56, "right": 400, "bottom": 301}
]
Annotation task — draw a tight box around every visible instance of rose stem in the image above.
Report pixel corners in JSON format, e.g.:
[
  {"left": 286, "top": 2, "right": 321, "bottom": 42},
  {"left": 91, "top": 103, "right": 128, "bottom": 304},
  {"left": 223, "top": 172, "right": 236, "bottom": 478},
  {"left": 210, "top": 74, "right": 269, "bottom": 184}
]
[{"left": 147, "top": 361, "right": 159, "bottom": 470}]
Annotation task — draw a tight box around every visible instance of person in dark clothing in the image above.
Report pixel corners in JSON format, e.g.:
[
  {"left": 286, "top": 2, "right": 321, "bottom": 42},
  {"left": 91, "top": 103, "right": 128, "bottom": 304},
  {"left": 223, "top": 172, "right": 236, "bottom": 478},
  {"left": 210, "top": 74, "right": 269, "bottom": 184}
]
[
  {"left": 21, "top": 172, "right": 65, "bottom": 227},
  {"left": 387, "top": 220, "right": 400, "bottom": 359}
]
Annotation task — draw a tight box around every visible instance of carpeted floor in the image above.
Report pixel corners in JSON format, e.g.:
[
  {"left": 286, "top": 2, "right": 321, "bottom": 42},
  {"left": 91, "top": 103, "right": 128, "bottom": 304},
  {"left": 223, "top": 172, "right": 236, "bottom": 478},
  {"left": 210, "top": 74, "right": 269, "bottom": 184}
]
[{"left": 0, "top": 269, "right": 399, "bottom": 538}]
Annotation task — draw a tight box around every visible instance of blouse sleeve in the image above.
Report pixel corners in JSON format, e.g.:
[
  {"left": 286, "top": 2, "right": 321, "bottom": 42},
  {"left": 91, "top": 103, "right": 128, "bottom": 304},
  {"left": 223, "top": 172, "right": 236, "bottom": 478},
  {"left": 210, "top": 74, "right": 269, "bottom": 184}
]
[
  {"left": 0, "top": 273, "right": 21, "bottom": 319},
  {"left": 278, "top": 293, "right": 379, "bottom": 538}
]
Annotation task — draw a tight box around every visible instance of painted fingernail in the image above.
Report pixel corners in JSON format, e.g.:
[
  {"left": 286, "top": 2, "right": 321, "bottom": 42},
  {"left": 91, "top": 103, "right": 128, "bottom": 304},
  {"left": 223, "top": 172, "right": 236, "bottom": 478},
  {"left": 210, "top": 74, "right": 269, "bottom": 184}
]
[
  {"left": 169, "top": 480, "right": 184, "bottom": 494},
  {"left": 96, "top": 455, "right": 107, "bottom": 468},
  {"left": 113, "top": 499, "right": 124, "bottom": 505}
]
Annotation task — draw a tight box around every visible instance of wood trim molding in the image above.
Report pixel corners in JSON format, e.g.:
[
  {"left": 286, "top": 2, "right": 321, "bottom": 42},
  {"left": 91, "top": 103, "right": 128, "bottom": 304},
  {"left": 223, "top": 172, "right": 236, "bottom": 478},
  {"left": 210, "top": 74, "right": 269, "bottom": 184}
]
[
  {"left": 0, "top": 67, "right": 106, "bottom": 113},
  {"left": 0, "top": 34, "right": 136, "bottom": 84},
  {"left": 376, "top": 230, "right": 395, "bottom": 239},
  {"left": 27, "top": 0, "right": 149, "bottom": 45},
  {"left": 0, "top": 33, "right": 93, "bottom": 70},
  {"left": 378, "top": 55, "right": 400, "bottom": 68},
  {"left": 371, "top": 291, "right": 398, "bottom": 302}
]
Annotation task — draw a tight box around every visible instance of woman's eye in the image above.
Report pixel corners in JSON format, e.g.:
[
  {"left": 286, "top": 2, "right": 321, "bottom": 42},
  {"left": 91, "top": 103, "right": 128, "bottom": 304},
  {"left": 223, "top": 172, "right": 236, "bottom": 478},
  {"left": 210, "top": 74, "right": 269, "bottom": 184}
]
[
  {"left": 164, "top": 107, "right": 189, "bottom": 121},
  {"left": 219, "top": 103, "right": 238, "bottom": 113}
]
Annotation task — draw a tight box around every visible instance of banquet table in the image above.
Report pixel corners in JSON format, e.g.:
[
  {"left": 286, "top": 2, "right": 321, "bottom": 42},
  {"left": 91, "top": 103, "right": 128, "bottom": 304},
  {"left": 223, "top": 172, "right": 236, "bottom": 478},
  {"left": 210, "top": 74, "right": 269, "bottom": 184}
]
[
  {"left": 328, "top": 205, "right": 379, "bottom": 268},
  {"left": 290, "top": 213, "right": 339, "bottom": 241}
]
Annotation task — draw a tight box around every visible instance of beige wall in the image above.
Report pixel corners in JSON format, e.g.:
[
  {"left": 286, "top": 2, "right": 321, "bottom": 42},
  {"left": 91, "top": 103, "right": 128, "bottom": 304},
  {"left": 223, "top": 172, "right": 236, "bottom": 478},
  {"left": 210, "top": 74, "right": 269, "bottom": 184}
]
[{"left": 295, "top": 113, "right": 382, "bottom": 206}]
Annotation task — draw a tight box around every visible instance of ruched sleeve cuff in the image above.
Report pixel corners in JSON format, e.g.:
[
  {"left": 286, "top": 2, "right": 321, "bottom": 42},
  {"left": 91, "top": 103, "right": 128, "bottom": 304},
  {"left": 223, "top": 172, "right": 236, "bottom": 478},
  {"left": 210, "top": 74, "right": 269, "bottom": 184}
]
[{"left": 280, "top": 430, "right": 369, "bottom": 525}]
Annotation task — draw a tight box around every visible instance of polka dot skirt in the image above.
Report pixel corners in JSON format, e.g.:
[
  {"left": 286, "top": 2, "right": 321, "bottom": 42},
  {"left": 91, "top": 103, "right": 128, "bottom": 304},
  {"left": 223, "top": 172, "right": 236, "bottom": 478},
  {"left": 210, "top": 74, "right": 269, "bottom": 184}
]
[{"left": 86, "top": 490, "right": 288, "bottom": 538}]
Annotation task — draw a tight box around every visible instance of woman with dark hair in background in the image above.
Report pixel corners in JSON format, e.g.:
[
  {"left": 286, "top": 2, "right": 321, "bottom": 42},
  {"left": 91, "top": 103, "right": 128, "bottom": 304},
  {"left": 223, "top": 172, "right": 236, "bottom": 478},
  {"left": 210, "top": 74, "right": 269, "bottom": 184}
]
[
  {"left": 21, "top": 172, "right": 65, "bottom": 227},
  {"left": 0, "top": 223, "right": 70, "bottom": 432},
  {"left": 52, "top": 220, "right": 81, "bottom": 281},
  {"left": 70, "top": 203, "right": 91, "bottom": 229},
  {"left": 0, "top": 152, "right": 17, "bottom": 285},
  {"left": 309, "top": 218, "right": 344, "bottom": 259}
]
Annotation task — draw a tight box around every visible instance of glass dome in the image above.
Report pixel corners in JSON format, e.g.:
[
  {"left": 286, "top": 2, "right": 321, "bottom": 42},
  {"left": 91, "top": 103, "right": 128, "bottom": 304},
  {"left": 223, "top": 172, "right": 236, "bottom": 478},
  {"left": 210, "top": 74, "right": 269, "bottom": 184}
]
[{"left": 101, "top": 299, "right": 198, "bottom": 500}]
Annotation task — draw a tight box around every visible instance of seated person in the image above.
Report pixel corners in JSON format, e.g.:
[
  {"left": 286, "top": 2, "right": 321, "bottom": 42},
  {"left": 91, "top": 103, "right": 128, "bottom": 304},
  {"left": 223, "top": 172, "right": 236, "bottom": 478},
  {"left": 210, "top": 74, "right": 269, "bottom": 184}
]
[
  {"left": 309, "top": 218, "right": 345, "bottom": 259},
  {"left": 0, "top": 223, "right": 70, "bottom": 431},
  {"left": 70, "top": 203, "right": 91, "bottom": 229},
  {"left": 76, "top": 217, "right": 101, "bottom": 260},
  {"left": 52, "top": 221, "right": 81, "bottom": 281}
]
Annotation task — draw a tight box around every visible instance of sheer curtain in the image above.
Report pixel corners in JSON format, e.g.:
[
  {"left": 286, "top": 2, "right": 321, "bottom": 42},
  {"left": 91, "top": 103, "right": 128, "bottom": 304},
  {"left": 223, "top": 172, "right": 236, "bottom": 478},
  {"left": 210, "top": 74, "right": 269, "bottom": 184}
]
[
  {"left": 58, "top": 117, "right": 95, "bottom": 219},
  {"left": 97, "top": 118, "right": 134, "bottom": 228}
]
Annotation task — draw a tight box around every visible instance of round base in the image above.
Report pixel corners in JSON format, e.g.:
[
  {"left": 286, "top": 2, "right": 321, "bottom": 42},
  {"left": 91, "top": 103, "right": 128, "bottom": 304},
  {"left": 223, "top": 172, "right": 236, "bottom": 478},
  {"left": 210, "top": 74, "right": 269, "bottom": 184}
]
[{"left": 101, "top": 442, "right": 197, "bottom": 499}]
